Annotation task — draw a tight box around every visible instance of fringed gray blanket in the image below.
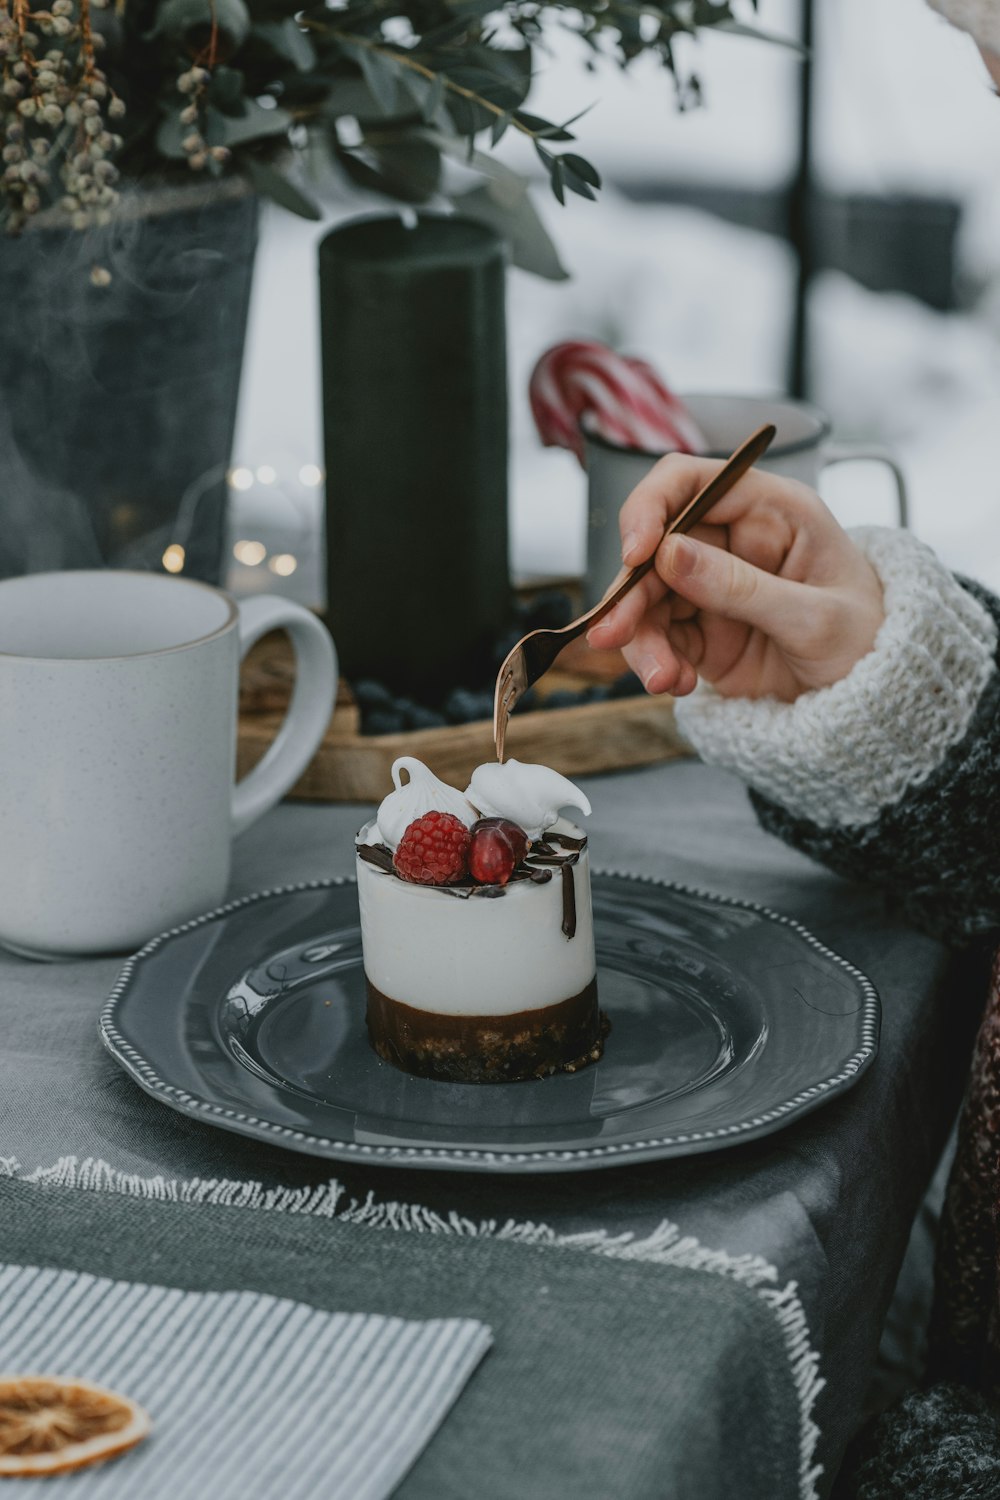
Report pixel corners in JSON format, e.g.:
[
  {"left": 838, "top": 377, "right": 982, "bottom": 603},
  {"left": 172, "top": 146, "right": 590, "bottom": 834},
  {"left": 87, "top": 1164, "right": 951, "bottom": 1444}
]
[{"left": 0, "top": 1165, "right": 810, "bottom": 1499}]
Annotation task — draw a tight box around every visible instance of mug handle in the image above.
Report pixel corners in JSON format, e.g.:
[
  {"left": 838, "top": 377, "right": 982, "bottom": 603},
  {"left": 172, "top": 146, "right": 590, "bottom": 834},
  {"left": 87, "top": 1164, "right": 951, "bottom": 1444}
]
[
  {"left": 821, "top": 444, "right": 909, "bottom": 529},
  {"left": 231, "top": 595, "right": 338, "bottom": 837}
]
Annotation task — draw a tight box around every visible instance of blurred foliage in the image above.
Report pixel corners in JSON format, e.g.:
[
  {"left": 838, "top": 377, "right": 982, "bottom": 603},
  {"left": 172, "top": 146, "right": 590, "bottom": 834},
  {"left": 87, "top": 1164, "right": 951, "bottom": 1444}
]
[{"left": 0, "top": 0, "right": 779, "bottom": 274}]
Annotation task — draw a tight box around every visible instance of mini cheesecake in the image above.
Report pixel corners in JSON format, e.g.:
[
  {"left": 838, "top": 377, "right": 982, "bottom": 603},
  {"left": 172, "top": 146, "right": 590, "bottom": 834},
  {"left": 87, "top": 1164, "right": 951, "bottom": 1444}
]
[{"left": 356, "top": 813, "right": 604, "bottom": 1083}]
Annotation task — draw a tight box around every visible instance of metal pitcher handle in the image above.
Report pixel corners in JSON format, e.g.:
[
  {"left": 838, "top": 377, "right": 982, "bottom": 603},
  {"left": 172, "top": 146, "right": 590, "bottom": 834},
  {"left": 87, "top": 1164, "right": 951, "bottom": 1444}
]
[{"left": 821, "top": 444, "right": 909, "bottom": 529}]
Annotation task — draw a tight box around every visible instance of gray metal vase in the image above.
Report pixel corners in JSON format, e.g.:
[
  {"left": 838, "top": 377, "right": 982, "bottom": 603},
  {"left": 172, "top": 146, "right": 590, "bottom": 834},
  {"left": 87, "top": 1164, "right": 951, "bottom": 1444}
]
[{"left": 0, "top": 182, "right": 258, "bottom": 584}]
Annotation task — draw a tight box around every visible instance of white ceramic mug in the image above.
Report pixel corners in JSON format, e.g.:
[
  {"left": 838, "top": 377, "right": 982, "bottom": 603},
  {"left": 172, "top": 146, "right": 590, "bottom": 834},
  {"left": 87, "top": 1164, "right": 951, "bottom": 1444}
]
[
  {"left": 0, "top": 570, "right": 338, "bottom": 958},
  {"left": 583, "top": 392, "right": 909, "bottom": 606}
]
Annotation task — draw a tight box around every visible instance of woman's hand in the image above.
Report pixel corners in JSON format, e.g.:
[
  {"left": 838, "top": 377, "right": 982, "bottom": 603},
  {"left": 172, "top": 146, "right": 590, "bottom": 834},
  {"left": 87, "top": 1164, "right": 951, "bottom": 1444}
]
[{"left": 586, "top": 455, "right": 886, "bottom": 703}]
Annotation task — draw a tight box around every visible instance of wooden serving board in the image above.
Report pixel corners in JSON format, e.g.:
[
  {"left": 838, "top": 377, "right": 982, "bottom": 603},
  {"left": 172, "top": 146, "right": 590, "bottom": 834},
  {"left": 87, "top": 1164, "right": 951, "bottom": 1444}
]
[{"left": 238, "top": 632, "right": 692, "bottom": 804}]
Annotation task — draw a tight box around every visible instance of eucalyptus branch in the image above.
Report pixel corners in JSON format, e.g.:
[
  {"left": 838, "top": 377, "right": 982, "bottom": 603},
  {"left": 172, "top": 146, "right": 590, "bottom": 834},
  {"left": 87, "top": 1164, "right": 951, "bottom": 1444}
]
[
  {"left": 306, "top": 22, "right": 558, "bottom": 144},
  {"left": 1, "top": 0, "right": 776, "bottom": 243}
]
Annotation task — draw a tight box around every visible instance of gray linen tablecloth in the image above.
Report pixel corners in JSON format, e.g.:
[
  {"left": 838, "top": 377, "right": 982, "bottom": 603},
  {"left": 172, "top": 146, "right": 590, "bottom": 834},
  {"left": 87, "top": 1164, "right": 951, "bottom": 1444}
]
[{"left": 0, "top": 760, "right": 984, "bottom": 1497}]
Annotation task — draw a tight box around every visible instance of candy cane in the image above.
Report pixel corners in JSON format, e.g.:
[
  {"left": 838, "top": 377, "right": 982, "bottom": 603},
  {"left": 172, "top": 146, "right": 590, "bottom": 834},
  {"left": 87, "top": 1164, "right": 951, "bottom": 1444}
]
[{"left": 529, "top": 340, "right": 706, "bottom": 465}]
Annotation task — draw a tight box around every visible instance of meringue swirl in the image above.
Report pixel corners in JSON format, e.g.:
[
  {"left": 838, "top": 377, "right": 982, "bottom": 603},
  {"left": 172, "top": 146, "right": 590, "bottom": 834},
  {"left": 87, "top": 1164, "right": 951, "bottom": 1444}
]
[
  {"left": 465, "top": 759, "right": 591, "bottom": 841},
  {"left": 374, "top": 757, "right": 477, "bottom": 850}
]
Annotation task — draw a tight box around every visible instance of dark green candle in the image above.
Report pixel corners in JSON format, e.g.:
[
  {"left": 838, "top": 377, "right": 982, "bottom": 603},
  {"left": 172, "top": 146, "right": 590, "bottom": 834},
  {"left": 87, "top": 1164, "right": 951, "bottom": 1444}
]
[{"left": 319, "top": 214, "right": 510, "bottom": 701}]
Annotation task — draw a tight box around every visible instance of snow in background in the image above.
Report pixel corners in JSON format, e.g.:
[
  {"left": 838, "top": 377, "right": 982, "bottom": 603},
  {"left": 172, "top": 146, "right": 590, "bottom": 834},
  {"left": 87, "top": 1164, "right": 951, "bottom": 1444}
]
[{"left": 229, "top": 0, "right": 1000, "bottom": 603}]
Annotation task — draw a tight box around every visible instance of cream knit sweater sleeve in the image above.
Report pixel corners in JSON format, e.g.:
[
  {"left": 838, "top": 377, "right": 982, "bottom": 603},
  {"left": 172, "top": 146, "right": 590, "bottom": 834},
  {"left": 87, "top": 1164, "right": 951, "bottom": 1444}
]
[
  {"left": 674, "top": 528, "right": 997, "bottom": 830},
  {"left": 674, "top": 529, "right": 1000, "bottom": 942}
]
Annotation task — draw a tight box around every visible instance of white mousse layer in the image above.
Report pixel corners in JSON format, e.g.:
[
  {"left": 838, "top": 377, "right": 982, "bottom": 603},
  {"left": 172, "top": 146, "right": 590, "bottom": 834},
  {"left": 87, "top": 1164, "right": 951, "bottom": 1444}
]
[{"left": 356, "top": 816, "right": 596, "bottom": 1017}]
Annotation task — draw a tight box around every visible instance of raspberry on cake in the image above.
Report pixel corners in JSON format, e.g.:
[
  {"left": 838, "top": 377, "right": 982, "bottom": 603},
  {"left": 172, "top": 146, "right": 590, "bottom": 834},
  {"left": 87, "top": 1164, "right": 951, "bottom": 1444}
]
[
  {"left": 393, "top": 811, "right": 471, "bottom": 885},
  {"left": 355, "top": 757, "right": 605, "bottom": 1084}
]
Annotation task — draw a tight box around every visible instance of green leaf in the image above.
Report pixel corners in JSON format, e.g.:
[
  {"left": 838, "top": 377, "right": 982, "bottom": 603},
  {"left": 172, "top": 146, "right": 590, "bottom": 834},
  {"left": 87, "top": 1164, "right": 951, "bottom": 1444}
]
[
  {"left": 156, "top": 110, "right": 188, "bottom": 161},
  {"left": 548, "top": 156, "right": 565, "bottom": 206},
  {"left": 445, "top": 93, "right": 494, "bottom": 138},
  {"left": 207, "top": 65, "right": 246, "bottom": 115},
  {"left": 491, "top": 46, "right": 532, "bottom": 87},
  {"left": 454, "top": 180, "right": 569, "bottom": 282},
  {"left": 561, "top": 160, "right": 597, "bottom": 202},
  {"left": 273, "top": 71, "right": 333, "bottom": 108},
  {"left": 150, "top": 0, "right": 250, "bottom": 46},
  {"left": 433, "top": 123, "right": 595, "bottom": 215},
  {"left": 490, "top": 111, "right": 510, "bottom": 146},
  {"left": 356, "top": 48, "right": 400, "bottom": 115},
  {"left": 217, "top": 97, "right": 293, "bottom": 146},
  {"left": 346, "top": 43, "right": 407, "bottom": 115},
  {"left": 323, "top": 75, "right": 385, "bottom": 120},
  {"left": 335, "top": 146, "right": 386, "bottom": 194},
  {"left": 445, "top": 63, "right": 528, "bottom": 115},
  {"left": 244, "top": 157, "right": 322, "bottom": 218},
  {"left": 158, "top": 98, "right": 284, "bottom": 162},
  {"left": 514, "top": 109, "right": 574, "bottom": 143},
  {"left": 429, "top": 127, "right": 524, "bottom": 185},
  {"left": 556, "top": 104, "right": 597, "bottom": 133},
  {"left": 561, "top": 152, "right": 601, "bottom": 189},
  {"left": 335, "top": 139, "right": 440, "bottom": 202},
  {"left": 449, "top": 44, "right": 532, "bottom": 105},
  {"left": 363, "top": 133, "right": 443, "bottom": 201},
  {"left": 405, "top": 71, "right": 446, "bottom": 125},
  {"left": 252, "top": 18, "right": 317, "bottom": 71},
  {"left": 202, "top": 105, "right": 229, "bottom": 147}
]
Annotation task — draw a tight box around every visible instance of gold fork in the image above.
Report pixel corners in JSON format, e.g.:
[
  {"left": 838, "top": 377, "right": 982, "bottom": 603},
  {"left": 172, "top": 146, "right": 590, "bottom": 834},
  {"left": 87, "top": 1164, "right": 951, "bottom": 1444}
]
[{"left": 493, "top": 422, "right": 777, "bottom": 762}]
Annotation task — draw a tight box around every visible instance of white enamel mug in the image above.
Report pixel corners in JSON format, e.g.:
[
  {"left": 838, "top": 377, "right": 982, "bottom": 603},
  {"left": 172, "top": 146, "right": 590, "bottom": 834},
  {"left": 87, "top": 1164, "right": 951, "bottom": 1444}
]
[
  {"left": 583, "top": 392, "right": 909, "bottom": 606},
  {"left": 0, "top": 570, "right": 337, "bottom": 958}
]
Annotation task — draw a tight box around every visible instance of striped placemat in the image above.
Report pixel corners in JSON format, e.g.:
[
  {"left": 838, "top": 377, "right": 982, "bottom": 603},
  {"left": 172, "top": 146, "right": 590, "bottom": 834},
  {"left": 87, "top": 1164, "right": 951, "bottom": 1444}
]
[{"left": 0, "top": 1263, "right": 491, "bottom": 1498}]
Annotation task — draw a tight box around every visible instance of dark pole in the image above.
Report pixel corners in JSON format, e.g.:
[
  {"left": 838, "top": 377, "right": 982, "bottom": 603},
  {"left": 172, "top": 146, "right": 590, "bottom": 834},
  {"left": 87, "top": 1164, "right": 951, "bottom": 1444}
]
[{"left": 787, "top": 0, "right": 815, "bottom": 398}]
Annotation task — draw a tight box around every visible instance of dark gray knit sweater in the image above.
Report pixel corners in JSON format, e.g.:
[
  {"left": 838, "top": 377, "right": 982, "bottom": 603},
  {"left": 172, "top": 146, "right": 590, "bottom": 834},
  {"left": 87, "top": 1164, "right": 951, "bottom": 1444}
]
[
  {"left": 751, "top": 575, "right": 1000, "bottom": 947},
  {"left": 675, "top": 526, "right": 1000, "bottom": 1498}
]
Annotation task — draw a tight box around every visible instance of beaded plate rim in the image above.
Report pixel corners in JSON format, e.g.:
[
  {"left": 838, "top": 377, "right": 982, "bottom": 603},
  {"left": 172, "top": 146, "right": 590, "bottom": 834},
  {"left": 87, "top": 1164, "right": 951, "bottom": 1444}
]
[{"left": 99, "top": 872, "right": 881, "bottom": 1175}]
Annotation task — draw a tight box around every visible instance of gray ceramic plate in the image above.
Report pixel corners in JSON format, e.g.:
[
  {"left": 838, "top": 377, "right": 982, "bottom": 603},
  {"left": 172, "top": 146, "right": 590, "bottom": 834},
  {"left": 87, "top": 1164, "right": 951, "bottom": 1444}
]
[{"left": 99, "top": 872, "right": 880, "bottom": 1175}]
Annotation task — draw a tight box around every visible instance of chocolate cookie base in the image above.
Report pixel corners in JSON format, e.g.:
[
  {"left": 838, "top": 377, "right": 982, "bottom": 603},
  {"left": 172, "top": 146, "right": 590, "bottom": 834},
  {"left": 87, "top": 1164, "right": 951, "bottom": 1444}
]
[{"left": 365, "top": 978, "right": 607, "bottom": 1084}]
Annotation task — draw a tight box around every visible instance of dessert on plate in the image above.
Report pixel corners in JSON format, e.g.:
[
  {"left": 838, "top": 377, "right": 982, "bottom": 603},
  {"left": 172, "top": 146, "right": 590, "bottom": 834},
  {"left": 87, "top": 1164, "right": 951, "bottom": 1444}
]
[{"left": 355, "top": 756, "right": 606, "bottom": 1083}]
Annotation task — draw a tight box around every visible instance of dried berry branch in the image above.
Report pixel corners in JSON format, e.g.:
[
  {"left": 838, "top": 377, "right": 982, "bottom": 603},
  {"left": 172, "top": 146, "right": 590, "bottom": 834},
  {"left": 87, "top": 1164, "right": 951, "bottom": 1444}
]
[{"left": 0, "top": 0, "right": 123, "bottom": 231}]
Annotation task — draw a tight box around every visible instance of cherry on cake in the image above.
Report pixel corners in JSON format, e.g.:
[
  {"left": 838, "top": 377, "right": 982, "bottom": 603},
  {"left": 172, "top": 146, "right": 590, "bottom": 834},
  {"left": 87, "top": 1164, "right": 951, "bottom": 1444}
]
[{"left": 355, "top": 756, "right": 607, "bottom": 1083}]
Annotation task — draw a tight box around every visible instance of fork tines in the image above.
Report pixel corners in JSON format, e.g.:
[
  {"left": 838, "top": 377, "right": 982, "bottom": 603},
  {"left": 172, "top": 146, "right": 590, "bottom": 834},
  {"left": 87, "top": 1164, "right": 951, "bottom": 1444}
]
[{"left": 492, "top": 653, "right": 526, "bottom": 764}]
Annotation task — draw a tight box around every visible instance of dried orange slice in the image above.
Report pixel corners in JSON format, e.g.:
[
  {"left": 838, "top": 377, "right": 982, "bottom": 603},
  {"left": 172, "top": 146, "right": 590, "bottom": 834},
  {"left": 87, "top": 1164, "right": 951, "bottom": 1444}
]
[{"left": 0, "top": 1376, "right": 151, "bottom": 1476}]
